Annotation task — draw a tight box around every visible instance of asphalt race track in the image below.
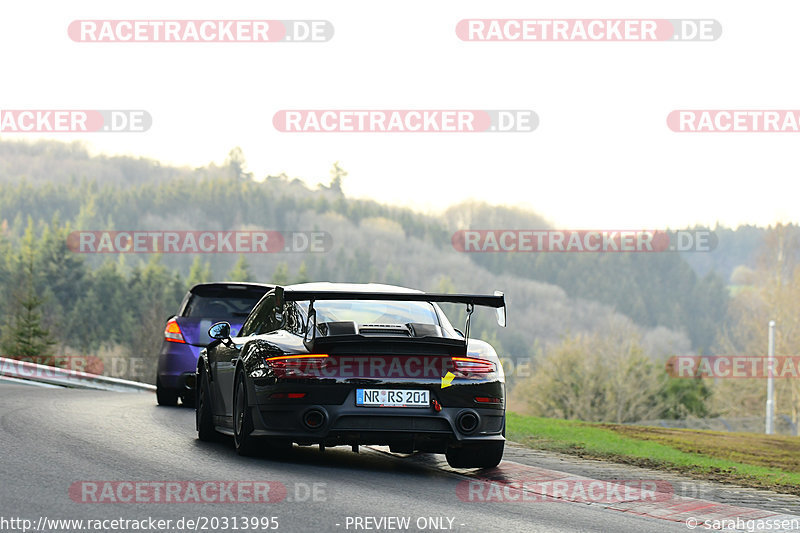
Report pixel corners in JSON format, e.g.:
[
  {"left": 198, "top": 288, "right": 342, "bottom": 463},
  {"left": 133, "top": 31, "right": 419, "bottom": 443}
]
[{"left": 0, "top": 383, "right": 689, "bottom": 533}]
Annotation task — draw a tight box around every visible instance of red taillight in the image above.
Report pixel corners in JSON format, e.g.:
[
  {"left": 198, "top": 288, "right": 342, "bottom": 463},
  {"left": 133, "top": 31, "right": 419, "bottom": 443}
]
[
  {"left": 474, "top": 396, "right": 503, "bottom": 404},
  {"left": 452, "top": 356, "right": 495, "bottom": 374},
  {"left": 164, "top": 318, "right": 186, "bottom": 343},
  {"left": 265, "top": 354, "right": 329, "bottom": 378},
  {"left": 265, "top": 354, "right": 329, "bottom": 367}
]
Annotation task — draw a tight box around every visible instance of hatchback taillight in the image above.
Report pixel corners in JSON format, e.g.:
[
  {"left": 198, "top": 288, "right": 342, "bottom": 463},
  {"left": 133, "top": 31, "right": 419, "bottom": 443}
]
[{"left": 164, "top": 318, "right": 186, "bottom": 343}]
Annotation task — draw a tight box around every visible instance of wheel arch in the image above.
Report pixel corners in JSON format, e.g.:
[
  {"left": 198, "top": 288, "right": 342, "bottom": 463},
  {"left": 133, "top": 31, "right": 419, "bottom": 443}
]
[{"left": 197, "top": 350, "right": 211, "bottom": 380}]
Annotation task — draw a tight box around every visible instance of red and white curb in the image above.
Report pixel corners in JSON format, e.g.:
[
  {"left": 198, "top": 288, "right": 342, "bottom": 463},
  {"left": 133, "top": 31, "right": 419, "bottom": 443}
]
[{"left": 445, "top": 460, "right": 800, "bottom": 532}]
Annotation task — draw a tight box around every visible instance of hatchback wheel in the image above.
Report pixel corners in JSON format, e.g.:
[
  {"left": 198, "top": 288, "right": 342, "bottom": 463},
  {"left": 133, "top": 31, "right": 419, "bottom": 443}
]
[{"left": 156, "top": 377, "right": 178, "bottom": 406}]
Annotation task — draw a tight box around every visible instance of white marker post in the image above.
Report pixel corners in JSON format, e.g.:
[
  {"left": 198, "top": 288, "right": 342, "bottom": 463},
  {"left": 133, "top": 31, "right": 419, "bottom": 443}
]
[{"left": 765, "top": 320, "right": 776, "bottom": 435}]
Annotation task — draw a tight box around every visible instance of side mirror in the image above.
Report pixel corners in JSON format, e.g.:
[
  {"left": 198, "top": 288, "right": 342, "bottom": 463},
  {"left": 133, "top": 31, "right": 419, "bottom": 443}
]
[
  {"left": 208, "top": 321, "right": 231, "bottom": 340},
  {"left": 274, "top": 286, "right": 285, "bottom": 324},
  {"left": 494, "top": 290, "right": 507, "bottom": 327}
]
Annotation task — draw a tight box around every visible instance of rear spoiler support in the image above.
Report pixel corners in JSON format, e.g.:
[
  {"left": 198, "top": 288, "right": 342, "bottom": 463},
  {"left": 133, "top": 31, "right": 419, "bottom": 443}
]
[
  {"left": 463, "top": 302, "right": 475, "bottom": 344},
  {"left": 303, "top": 299, "right": 318, "bottom": 345}
]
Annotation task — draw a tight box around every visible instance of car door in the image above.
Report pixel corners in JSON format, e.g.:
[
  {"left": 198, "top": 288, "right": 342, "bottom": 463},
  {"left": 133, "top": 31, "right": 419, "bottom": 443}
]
[
  {"left": 216, "top": 293, "right": 275, "bottom": 420},
  {"left": 207, "top": 339, "right": 239, "bottom": 425}
]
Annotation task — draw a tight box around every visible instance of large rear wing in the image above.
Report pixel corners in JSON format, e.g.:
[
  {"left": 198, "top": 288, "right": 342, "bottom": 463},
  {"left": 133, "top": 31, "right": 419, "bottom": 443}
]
[
  {"left": 274, "top": 287, "right": 506, "bottom": 352},
  {"left": 283, "top": 290, "right": 502, "bottom": 307}
]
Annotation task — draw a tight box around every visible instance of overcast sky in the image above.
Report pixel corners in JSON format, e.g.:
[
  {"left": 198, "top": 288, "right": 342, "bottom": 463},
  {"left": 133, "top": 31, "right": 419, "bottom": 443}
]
[{"left": 2, "top": 1, "right": 798, "bottom": 230}]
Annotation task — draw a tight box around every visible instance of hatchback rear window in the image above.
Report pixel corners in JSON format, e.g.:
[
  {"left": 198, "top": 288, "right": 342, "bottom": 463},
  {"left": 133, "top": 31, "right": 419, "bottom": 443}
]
[{"left": 182, "top": 286, "right": 268, "bottom": 319}]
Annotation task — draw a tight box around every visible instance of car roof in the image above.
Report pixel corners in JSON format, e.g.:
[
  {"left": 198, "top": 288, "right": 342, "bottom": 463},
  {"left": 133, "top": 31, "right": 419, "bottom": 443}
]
[
  {"left": 284, "top": 282, "right": 423, "bottom": 294},
  {"left": 188, "top": 282, "right": 274, "bottom": 293}
]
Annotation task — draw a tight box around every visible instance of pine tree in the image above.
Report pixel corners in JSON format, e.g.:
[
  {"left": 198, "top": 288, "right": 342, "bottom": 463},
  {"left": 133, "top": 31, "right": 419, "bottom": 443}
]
[
  {"left": 272, "top": 262, "right": 289, "bottom": 285},
  {"left": 272, "top": 262, "right": 290, "bottom": 285},
  {"left": 294, "top": 261, "right": 310, "bottom": 284},
  {"left": 329, "top": 161, "right": 347, "bottom": 194},
  {"left": 227, "top": 255, "right": 252, "bottom": 282},
  {"left": 1, "top": 244, "right": 55, "bottom": 363},
  {"left": 187, "top": 256, "right": 212, "bottom": 286}
]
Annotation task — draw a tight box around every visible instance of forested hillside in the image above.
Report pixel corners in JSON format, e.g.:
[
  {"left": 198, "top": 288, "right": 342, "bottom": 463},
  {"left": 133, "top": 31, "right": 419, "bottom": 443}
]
[{"left": 0, "top": 139, "right": 781, "bottom": 421}]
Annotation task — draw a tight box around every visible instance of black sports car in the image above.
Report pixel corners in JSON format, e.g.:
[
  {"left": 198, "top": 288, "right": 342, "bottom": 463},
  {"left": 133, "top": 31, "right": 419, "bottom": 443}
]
[{"left": 195, "top": 282, "right": 507, "bottom": 468}]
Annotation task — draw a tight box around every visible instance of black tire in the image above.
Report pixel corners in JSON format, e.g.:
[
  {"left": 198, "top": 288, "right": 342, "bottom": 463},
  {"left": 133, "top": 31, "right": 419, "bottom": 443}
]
[
  {"left": 196, "top": 371, "right": 216, "bottom": 441},
  {"left": 181, "top": 392, "right": 196, "bottom": 408},
  {"left": 156, "top": 377, "right": 178, "bottom": 406},
  {"left": 266, "top": 438, "right": 293, "bottom": 455},
  {"left": 233, "top": 370, "right": 259, "bottom": 456},
  {"left": 445, "top": 441, "right": 504, "bottom": 469}
]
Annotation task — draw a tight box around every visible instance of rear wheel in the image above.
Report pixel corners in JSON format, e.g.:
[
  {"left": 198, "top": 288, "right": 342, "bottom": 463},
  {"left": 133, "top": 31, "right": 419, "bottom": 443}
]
[
  {"left": 156, "top": 377, "right": 178, "bottom": 406},
  {"left": 196, "top": 371, "right": 215, "bottom": 441},
  {"left": 265, "top": 438, "right": 293, "bottom": 455},
  {"left": 181, "top": 391, "right": 196, "bottom": 408},
  {"left": 445, "top": 441, "right": 504, "bottom": 469},
  {"left": 233, "top": 370, "right": 259, "bottom": 456}
]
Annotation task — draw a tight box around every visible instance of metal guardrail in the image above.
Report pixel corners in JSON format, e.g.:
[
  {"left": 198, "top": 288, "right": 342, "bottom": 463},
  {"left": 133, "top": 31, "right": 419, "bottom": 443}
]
[{"left": 0, "top": 357, "right": 156, "bottom": 393}]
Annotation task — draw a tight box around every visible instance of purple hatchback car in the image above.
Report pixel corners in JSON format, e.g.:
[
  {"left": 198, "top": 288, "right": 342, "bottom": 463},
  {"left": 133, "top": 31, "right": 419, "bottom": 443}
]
[{"left": 156, "top": 282, "right": 272, "bottom": 406}]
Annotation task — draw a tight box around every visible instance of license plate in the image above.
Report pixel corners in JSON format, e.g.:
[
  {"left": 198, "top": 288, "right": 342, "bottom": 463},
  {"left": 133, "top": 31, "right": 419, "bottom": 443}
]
[{"left": 356, "top": 389, "right": 430, "bottom": 408}]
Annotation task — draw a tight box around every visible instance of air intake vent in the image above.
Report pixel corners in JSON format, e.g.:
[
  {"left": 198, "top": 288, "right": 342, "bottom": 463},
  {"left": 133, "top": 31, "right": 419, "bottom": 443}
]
[{"left": 357, "top": 324, "right": 411, "bottom": 336}]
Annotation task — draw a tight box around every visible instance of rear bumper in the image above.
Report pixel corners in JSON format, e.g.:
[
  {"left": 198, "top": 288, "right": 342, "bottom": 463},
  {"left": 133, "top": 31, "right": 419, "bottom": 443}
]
[
  {"left": 247, "top": 388, "right": 505, "bottom": 451},
  {"left": 156, "top": 341, "right": 202, "bottom": 392}
]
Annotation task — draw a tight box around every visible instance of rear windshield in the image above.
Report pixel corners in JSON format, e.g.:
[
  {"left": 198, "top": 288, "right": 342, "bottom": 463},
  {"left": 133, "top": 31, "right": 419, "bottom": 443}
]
[
  {"left": 298, "top": 300, "right": 440, "bottom": 326},
  {"left": 183, "top": 288, "right": 267, "bottom": 319}
]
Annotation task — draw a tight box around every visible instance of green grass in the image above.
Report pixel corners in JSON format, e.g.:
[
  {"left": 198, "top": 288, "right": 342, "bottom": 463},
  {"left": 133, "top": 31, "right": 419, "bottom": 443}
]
[{"left": 506, "top": 412, "right": 800, "bottom": 494}]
